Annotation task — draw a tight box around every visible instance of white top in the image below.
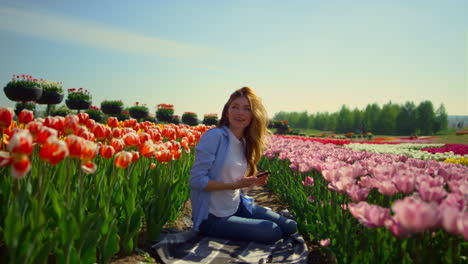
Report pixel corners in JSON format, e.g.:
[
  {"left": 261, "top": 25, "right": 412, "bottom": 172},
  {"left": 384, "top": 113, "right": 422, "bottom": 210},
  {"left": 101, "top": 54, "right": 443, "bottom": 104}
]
[{"left": 208, "top": 129, "right": 247, "bottom": 217}]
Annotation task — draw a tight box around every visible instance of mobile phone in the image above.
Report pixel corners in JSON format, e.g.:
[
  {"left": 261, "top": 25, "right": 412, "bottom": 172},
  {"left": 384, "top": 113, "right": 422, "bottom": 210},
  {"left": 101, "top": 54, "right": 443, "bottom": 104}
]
[{"left": 256, "top": 171, "right": 270, "bottom": 178}]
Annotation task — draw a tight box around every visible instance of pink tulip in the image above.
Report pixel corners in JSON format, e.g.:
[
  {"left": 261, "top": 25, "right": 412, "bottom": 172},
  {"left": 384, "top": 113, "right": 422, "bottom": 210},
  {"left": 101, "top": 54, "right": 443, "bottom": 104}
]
[
  {"left": 348, "top": 202, "right": 390, "bottom": 228},
  {"left": 301, "top": 176, "right": 314, "bottom": 187},
  {"left": 418, "top": 181, "right": 447, "bottom": 203},
  {"left": 392, "top": 175, "right": 415, "bottom": 194},
  {"left": 384, "top": 217, "right": 410, "bottom": 239},
  {"left": 440, "top": 193, "right": 465, "bottom": 211},
  {"left": 456, "top": 212, "right": 468, "bottom": 240},
  {"left": 347, "top": 185, "right": 370, "bottom": 202},
  {"left": 376, "top": 181, "right": 399, "bottom": 196},
  {"left": 319, "top": 239, "right": 330, "bottom": 247},
  {"left": 440, "top": 206, "right": 461, "bottom": 234},
  {"left": 392, "top": 196, "right": 440, "bottom": 233}
]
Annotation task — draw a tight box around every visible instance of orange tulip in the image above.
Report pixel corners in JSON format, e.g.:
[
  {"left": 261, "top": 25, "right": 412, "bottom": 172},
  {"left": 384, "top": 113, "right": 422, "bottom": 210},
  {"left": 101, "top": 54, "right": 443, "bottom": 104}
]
[
  {"left": 155, "top": 149, "right": 171, "bottom": 164},
  {"left": 100, "top": 145, "right": 115, "bottom": 159},
  {"left": 139, "top": 140, "right": 155, "bottom": 158},
  {"left": 18, "top": 109, "right": 34, "bottom": 125},
  {"left": 11, "top": 154, "right": 31, "bottom": 179},
  {"left": 162, "top": 127, "right": 176, "bottom": 141},
  {"left": 123, "top": 132, "right": 140, "bottom": 147},
  {"left": 114, "top": 151, "right": 133, "bottom": 169},
  {"left": 0, "top": 107, "right": 14, "bottom": 129},
  {"left": 39, "top": 137, "right": 69, "bottom": 165},
  {"left": 107, "top": 117, "right": 119, "bottom": 128},
  {"left": 172, "top": 149, "right": 182, "bottom": 160},
  {"left": 110, "top": 138, "right": 125, "bottom": 152},
  {"left": 150, "top": 162, "right": 156, "bottom": 169},
  {"left": 8, "top": 130, "right": 33, "bottom": 155}
]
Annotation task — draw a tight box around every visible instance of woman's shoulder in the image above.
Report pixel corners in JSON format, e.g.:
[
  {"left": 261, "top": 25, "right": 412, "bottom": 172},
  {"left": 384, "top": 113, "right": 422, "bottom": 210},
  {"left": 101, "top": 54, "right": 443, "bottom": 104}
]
[{"left": 201, "top": 126, "right": 228, "bottom": 139}]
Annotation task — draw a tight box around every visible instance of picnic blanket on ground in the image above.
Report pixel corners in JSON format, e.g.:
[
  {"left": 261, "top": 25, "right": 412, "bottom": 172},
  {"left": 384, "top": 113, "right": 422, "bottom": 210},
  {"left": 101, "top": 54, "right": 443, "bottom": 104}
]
[{"left": 152, "top": 229, "right": 308, "bottom": 264}]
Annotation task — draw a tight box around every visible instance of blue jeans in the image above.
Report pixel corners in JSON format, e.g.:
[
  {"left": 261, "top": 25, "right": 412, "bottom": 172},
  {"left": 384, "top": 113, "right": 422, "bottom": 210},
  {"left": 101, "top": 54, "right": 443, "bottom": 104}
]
[{"left": 199, "top": 202, "right": 297, "bottom": 244}]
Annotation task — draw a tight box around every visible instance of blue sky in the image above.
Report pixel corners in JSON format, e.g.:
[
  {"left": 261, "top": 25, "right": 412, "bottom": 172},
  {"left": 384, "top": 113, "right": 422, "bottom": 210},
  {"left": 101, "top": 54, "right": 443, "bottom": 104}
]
[{"left": 1, "top": 0, "right": 467, "bottom": 118}]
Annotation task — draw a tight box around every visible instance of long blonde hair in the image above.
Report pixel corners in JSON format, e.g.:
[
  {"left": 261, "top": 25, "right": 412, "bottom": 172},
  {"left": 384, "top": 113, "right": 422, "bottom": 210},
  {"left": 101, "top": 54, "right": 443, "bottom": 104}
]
[{"left": 218, "top": 87, "right": 269, "bottom": 176}]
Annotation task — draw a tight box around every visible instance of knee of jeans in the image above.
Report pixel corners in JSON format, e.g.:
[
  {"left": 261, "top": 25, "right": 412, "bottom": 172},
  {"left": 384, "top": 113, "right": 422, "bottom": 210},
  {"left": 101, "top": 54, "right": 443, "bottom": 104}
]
[
  {"left": 283, "top": 219, "right": 298, "bottom": 236},
  {"left": 258, "top": 222, "right": 283, "bottom": 244}
]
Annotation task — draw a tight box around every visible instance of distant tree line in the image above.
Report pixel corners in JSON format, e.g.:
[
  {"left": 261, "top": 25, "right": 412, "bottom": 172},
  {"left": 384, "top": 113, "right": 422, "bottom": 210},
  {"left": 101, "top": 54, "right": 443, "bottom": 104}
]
[{"left": 272, "top": 100, "right": 449, "bottom": 136}]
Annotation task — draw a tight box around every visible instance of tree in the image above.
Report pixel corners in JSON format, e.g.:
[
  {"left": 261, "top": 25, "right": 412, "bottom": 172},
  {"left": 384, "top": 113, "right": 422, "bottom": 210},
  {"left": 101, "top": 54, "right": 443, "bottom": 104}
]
[
  {"left": 416, "top": 101, "right": 435, "bottom": 135},
  {"left": 375, "top": 101, "right": 400, "bottom": 135},
  {"left": 297, "top": 111, "right": 309, "bottom": 129},
  {"left": 336, "top": 105, "right": 353, "bottom": 133},
  {"left": 396, "top": 101, "right": 416, "bottom": 135},
  {"left": 352, "top": 108, "right": 363, "bottom": 133},
  {"left": 433, "top": 104, "right": 448, "bottom": 134},
  {"left": 362, "top": 103, "right": 381, "bottom": 133}
]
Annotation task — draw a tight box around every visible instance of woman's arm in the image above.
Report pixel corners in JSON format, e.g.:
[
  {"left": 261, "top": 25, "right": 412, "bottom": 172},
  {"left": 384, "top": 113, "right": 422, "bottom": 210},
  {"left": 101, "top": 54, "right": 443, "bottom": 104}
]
[{"left": 203, "top": 176, "right": 259, "bottom": 191}]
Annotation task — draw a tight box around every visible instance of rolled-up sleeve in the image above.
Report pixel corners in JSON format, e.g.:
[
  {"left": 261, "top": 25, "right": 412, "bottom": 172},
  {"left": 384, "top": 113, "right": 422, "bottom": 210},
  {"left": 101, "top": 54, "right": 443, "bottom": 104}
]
[{"left": 190, "top": 129, "right": 221, "bottom": 191}]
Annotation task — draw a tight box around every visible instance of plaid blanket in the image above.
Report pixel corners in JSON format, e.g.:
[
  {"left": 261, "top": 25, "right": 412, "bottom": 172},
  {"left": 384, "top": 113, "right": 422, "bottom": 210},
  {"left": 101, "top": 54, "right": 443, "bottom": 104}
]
[{"left": 152, "top": 229, "right": 308, "bottom": 264}]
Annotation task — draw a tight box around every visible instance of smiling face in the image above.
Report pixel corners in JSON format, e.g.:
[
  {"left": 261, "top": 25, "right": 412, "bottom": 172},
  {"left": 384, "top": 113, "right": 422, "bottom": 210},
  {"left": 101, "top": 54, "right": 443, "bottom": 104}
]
[{"left": 227, "top": 96, "right": 253, "bottom": 133}]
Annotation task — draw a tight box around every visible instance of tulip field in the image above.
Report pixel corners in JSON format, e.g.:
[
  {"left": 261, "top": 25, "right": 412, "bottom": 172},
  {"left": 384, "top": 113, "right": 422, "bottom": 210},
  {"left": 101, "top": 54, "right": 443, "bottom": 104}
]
[
  {"left": 0, "top": 108, "right": 210, "bottom": 263},
  {"left": 259, "top": 135, "right": 468, "bottom": 263},
  {"left": 0, "top": 107, "right": 467, "bottom": 263}
]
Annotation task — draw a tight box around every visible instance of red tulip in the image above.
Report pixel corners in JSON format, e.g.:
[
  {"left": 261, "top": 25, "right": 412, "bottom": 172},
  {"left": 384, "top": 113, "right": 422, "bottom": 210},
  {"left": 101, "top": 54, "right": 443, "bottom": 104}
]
[
  {"left": 36, "top": 126, "right": 58, "bottom": 145},
  {"left": 107, "top": 117, "right": 119, "bottom": 128},
  {"left": 18, "top": 109, "right": 34, "bottom": 124},
  {"left": 80, "top": 140, "right": 98, "bottom": 162},
  {"left": 0, "top": 151, "right": 12, "bottom": 167},
  {"left": 78, "top": 113, "right": 89, "bottom": 125},
  {"left": 92, "top": 124, "right": 107, "bottom": 141},
  {"left": 8, "top": 130, "right": 33, "bottom": 155},
  {"left": 0, "top": 107, "right": 14, "bottom": 129},
  {"left": 111, "top": 128, "right": 122, "bottom": 138},
  {"left": 123, "top": 132, "right": 140, "bottom": 147},
  {"left": 100, "top": 145, "right": 115, "bottom": 159},
  {"left": 63, "top": 115, "right": 80, "bottom": 135},
  {"left": 81, "top": 161, "right": 97, "bottom": 174},
  {"left": 110, "top": 138, "right": 125, "bottom": 152},
  {"left": 138, "top": 132, "right": 150, "bottom": 143},
  {"left": 130, "top": 150, "right": 139, "bottom": 163},
  {"left": 11, "top": 154, "right": 31, "bottom": 179},
  {"left": 86, "top": 119, "right": 96, "bottom": 131},
  {"left": 65, "top": 135, "right": 86, "bottom": 158},
  {"left": 39, "top": 137, "right": 69, "bottom": 165}
]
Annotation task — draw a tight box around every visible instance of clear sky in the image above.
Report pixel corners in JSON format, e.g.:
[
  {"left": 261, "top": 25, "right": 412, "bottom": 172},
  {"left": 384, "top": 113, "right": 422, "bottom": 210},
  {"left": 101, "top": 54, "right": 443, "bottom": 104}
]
[{"left": 1, "top": 0, "right": 467, "bottom": 118}]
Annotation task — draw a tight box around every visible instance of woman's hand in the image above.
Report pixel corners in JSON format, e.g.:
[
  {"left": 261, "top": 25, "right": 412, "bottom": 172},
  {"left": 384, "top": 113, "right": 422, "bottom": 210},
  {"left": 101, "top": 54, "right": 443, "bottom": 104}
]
[{"left": 253, "top": 174, "right": 268, "bottom": 186}]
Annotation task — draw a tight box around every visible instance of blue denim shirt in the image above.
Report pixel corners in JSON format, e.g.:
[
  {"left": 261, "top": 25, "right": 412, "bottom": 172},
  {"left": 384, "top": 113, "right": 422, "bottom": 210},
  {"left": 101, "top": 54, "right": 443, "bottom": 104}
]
[{"left": 190, "top": 126, "right": 254, "bottom": 231}]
